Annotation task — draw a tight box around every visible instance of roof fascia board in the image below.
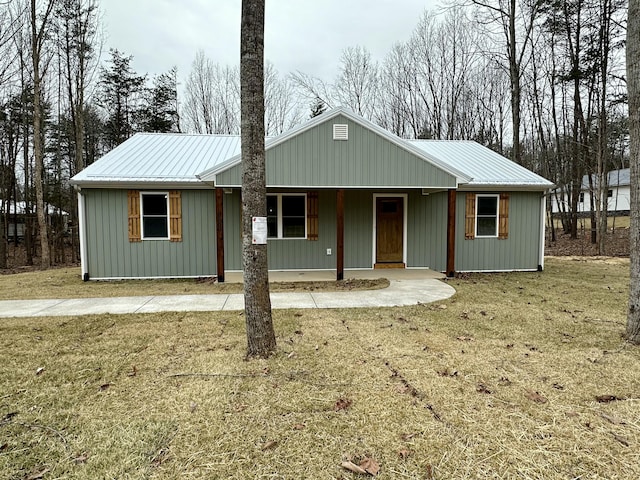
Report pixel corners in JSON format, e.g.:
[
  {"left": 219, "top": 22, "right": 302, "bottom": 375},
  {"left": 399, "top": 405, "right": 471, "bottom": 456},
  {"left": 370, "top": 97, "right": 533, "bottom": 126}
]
[
  {"left": 211, "top": 183, "right": 462, "bottom": 190},
  {"left": 457, "top": 184, "right": 553, "bottom": 192},
  {"left": 72, "top": 180, "right": 212, "bottom": 190}
]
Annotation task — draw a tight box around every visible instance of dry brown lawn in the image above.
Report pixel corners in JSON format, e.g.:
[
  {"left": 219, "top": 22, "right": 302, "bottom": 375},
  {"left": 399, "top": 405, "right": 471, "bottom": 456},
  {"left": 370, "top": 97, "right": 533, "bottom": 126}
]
[
  {"left": 0, "top": 268, "right": 387, "bottom": 301},
  {"left": 1, "top": 257, "right": 638, "bottom": 479}
]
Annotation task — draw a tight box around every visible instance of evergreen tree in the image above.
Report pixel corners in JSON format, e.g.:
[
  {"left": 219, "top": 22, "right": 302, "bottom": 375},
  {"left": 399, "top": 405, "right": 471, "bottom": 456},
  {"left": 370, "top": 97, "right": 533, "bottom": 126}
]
[
  {"left": 138, "top": 67, "right": 180, "bottom": 133},
  {"left": 309, "top": 96, "right": 326, "bottom": 118},
  {"left": 99, "top": 49, "right": 145, "bottom": 149}
]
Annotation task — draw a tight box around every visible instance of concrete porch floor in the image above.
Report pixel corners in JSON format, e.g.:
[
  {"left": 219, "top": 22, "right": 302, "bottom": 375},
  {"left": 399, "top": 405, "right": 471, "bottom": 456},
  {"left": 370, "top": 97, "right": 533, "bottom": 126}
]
[{"left": 223, "top": 268, "right": 445, "bottom": 283}]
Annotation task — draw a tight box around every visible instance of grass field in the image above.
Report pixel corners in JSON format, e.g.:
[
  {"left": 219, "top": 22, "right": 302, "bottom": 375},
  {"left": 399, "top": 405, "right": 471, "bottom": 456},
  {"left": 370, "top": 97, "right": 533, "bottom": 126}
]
[
  {"left": 1, "top": 257, "right": 638, "bottom": 479},
  {"left": 0, "top": 268, "right": 387, "bottom": 301}
]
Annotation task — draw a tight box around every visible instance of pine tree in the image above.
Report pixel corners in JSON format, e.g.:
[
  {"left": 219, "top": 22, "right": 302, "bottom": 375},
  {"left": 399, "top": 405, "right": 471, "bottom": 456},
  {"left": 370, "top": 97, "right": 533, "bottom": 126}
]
[{"left": 309, "top": 96, "right": 326, "bottom": 118}]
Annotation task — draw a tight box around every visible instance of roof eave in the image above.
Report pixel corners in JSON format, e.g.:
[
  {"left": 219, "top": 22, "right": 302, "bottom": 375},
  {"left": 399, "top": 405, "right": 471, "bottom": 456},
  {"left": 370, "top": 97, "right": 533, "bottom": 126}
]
[
  {"left": 458, "top": 183, "right": 554, "bottom": 192},
  {"left": 71, "top": 178, "right": 211, "bottom": 190}
]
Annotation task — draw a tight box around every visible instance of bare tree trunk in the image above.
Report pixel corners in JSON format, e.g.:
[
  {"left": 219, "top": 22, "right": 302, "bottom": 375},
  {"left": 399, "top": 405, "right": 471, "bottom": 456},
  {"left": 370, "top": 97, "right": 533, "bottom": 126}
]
[
  {"left": 240, "top": 0, "right": 276, "bottom": 358},
  {"left": 0, "top": 217, "right": 6, "bottom": 269},
  {"left": 627, "top": 0, "right": 640, "bottom": 344},
  {"left": 30, "top": 0, "right": 54, "bottom": 269}
]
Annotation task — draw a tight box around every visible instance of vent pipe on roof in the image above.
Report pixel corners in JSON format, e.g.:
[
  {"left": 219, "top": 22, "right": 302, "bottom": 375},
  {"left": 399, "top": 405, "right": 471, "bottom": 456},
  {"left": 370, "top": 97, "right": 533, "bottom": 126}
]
[{"left": 333, "top": 124, "right": 348, "bottom": 140}]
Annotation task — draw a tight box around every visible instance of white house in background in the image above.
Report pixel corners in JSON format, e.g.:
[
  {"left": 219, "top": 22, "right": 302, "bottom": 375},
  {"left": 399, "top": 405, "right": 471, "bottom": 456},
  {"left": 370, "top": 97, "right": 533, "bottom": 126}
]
[
  {"left": 0, "top": 200, "right": 69, "bottom": 240},
  {"left": 550, "top": 168, "right": 630, "bottom": 215}
]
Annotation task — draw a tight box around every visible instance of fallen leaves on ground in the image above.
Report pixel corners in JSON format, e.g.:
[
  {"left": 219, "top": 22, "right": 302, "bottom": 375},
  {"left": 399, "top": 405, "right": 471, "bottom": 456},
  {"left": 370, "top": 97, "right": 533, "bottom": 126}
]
[
  {"left": 261, "top": 440, "right": 278, "bottom": 451},
  {"left": 334, "top": 397, "right": 352, "bottom": 411},
  {"left": 525, "top": 389, "right": 548, "bottom": 404},
  {"left": 341, "top": 457, "right": 380, "bottom": 476},
  {"left": 596, "top": 394, "right": 624, "bottom": 403},
  {"left": 476, "top": 383, "right": 492, "bottom": 394}
]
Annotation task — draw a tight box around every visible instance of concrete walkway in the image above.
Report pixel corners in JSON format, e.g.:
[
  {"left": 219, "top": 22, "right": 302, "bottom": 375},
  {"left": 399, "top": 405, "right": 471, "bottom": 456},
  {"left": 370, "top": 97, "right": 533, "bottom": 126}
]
[{"left": 0, "top": 270, "right": 456, "bottom": 318}]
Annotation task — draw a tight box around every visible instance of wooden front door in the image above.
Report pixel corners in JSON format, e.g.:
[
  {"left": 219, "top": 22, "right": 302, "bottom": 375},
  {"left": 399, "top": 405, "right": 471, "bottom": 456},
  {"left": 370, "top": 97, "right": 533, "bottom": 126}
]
[{"left": 376, "top": 197, "right": 404, "bottom": 264}]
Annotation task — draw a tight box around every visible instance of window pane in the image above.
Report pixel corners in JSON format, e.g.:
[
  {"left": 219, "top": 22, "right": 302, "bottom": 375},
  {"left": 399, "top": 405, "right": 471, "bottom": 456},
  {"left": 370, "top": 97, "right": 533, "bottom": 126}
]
[
  {"left": 381, "top": 201, "right": 397, "bottom": 213},
  {"left": 143, "top": 194, "right": 167, "bottom": 215},
  {"left": 282, "top": 196, "right": 305, "bottom": 216},
  {"left": 267, "top": 217, "right": 277, "bottom": 237},
  {"left": 143, "top": 217, "right": 168, "bottom": 238},
  {"left": 282, "top": 217, "right": 305, "bottom": 238},
  {"left": 267, "top": 196, "right": 278, "bottom": 237},
  {"left": 477, "top": 218, "right": 496, "bottom": 236},
  {"left": 477, "top": 197, "right": 497, "bottom": 216},
  {"left": 267, "top": 196, "right": 278, "bottom": 216}
]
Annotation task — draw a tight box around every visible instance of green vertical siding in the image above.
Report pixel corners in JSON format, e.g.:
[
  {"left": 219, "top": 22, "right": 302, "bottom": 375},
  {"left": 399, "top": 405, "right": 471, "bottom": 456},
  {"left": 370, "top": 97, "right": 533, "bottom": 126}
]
[
  {"left": 215, "top": 115, "right": 457, "bottom": 188},
  {"left": 344, "top": 191, "right": 374, "bottom": 268},
  {"left": 407, "top": 191, "right": 448, "bottom": 270},
  {"left": 455, "top": 191, "right": 542, "bottom": 271},
  {"left": 84, "top": 189, "right": 217, "bottom": 278},
  {"left": 223, "top": 190, "right": 242, "bottom": 271},
  {"left": 267, "top": 190, "right": 337, "bottom": 269},
  {"left": 222, "top": 189, "right": 339, "bottom": 271}
]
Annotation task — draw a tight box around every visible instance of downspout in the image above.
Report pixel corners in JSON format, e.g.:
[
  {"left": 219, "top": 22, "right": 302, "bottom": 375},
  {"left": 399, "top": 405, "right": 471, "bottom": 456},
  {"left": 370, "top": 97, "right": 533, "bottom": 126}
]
[
  {"left": 77, "top": 188, "right": 89, "bottom": 281},
  {"left": 539, "top": 193, "right": 546, "bottom": 271}
]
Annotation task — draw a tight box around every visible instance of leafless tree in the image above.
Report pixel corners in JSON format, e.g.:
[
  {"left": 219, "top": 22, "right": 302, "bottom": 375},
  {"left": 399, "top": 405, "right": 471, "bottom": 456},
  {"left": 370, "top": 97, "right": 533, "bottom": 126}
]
[
  {"left": 55, "top": 0, "right": 101, "bottom": 262},
  {"left": 240, "top": 0, "right": 276, "bottom": 358},
  {"left": 468, "top": 0, "right": 542, "bottom": 165},
  {"left": 29, "top": 0, "right": 57, "bottom": 269},
  {"left": 264, "top": 61, "right": 302, "bottom": 135},
  {"left": 183, "top": 50, "right": 240, "bottom": 134},
  {"left": 627, "top": 0, "right": 640, "bottom": 344}
]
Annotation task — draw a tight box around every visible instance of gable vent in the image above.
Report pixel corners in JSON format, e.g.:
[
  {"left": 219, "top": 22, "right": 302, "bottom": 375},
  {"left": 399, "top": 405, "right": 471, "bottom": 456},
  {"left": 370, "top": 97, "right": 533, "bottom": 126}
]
[{"left": 333, "top": 124, "right": 348, "bottom": 140}]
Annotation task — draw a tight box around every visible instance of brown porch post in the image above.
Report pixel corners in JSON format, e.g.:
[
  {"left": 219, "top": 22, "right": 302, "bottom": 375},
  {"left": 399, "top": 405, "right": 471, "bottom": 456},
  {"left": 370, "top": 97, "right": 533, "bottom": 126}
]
[
  {"left": 446, "top": 188, "right": 456, "bottom": 277},
  {"left": 215, "top": 187, "right": 225, "bottom": 282},
  {"left": 336, "top": 189, "right": 344, "bottom": 281}
]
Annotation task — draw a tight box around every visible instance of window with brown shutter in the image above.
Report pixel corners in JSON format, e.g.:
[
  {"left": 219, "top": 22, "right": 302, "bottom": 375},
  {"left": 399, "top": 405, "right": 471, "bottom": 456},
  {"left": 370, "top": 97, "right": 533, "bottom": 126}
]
[
  {"left": 307, "top": 191, "right": 319, "bottom": 240},
  {"left": 498, "top": 193, "right": 509, "bottom": 239},
  {"left": 128, "top": 190, "right": 142, "bottom": 242},
  {"left": 129, "top": 190, "right": 182, "bottom": 242},
  {"left": 465, "top": 193, "right": 476, "bottom": 239},
  {"left": 169, "top": 190, "right": 182, "bottom": 242}
]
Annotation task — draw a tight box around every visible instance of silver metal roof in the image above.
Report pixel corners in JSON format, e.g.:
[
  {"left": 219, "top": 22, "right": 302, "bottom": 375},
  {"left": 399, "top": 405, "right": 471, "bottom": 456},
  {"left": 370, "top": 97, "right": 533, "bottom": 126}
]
[
  {"left": 408, "top": 140, "right": 554, "bottom": 190},
  {"left": 71, "top": 113, "right": 553, "bottom": 192},
  {"left": 71, "top": 133, "right": 241, "bottom": 187}
]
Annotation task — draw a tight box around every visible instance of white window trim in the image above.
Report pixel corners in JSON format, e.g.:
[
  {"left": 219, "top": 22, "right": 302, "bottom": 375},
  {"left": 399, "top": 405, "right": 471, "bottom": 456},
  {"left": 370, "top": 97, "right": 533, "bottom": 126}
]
[
  {"left": 475, "top": 194, "right": 499, "bottom": 238},
  {"left": 140, "top": 191, "right": 170, "bottom": 240},
  {"left": 267, "top": 193, "right": 307, "bottom": 240}
]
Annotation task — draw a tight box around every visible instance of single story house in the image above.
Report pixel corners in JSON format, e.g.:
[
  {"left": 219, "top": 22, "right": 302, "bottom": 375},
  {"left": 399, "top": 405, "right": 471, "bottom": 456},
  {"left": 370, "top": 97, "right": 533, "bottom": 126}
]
[
  {"left": 70, "top": 107, "right": 553, "bottom": 281},
  {"left": 550, "top": 168, "right": 630, "bottom": 216}
]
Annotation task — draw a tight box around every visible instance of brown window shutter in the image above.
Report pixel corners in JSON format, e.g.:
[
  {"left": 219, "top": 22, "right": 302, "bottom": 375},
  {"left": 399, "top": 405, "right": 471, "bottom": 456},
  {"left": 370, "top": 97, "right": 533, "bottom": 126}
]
[
  {"left": 128, "top": 190, "right": 141, "bottom": 242},
  {"left": 498, "top": 193, "right": 509, "bottom": 239},
  {"left": 465, "top": 193, "right": 476, "bottom": 240},
  {"left": 307, "top": 191, "right": 319, "bottom": 240},
  {"left": 169, "top": 190, "right": 182, "bottom": 242}
]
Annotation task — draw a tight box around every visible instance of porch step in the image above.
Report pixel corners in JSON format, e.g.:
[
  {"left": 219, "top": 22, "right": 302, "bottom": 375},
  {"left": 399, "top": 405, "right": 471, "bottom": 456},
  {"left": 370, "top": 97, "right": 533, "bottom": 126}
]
[{"left": 374, "top": 263, "right": 406, "bottom": 269}]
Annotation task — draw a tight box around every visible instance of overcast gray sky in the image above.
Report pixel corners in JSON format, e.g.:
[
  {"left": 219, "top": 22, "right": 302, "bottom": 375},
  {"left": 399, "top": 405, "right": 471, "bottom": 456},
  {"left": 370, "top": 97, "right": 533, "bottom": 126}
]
[{"left": 101, "top": 0, "right": 441, "bottom": 81}]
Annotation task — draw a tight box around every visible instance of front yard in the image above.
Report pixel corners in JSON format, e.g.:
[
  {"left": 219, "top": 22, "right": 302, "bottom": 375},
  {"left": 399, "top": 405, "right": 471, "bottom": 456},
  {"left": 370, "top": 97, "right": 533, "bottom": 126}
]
[{"left": 1, "top": 257, "right": 638, "bottom": 479}]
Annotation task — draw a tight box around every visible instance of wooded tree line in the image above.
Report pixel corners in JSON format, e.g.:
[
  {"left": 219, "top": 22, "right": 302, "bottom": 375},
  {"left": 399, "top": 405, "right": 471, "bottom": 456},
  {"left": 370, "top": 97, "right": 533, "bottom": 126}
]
[{"left": 0, "top": 0, "right": 631, "bottom": 269}]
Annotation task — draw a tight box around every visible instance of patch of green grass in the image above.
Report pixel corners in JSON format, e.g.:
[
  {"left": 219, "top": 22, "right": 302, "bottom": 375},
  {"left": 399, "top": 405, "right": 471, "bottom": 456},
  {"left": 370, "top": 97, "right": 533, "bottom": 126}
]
[{"left": 0, "top": 257, "right": 638, "bottom": 479}]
